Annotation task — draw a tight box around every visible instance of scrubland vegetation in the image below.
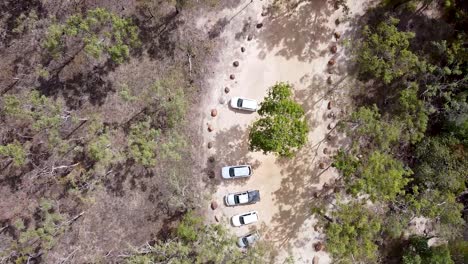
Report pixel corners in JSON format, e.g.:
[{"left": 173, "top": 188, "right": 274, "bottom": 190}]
[{"left": 0, "top": 0, "right": 466, "bottom": 263}]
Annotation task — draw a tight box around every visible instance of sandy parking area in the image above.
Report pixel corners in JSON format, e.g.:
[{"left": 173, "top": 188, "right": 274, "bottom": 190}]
[{"left": 198, "top": 0, "right": 368, "bottom": 263}]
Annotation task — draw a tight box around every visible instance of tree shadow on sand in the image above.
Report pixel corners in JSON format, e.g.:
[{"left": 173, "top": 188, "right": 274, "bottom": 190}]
[
  {"left": 267, "top": 72, "right": 350, "bottom": 245},
  {"left": 256, "top": 0, "right": 334, "bottom": 61}
]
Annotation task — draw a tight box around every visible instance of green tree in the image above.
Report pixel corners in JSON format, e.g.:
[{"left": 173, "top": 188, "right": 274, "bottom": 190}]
[
  {"left": 125, "top": 212, "right": 271, "bottom": 264},
  {"left": 449, "top": 240, "right": 468, "bottom": 264},
  {"left": 397, "top": 83, "right": 428, "bottom": 144},
  {"left": 403, "top": 236, "right": 454, "bottom": 264},
  {"left": 406, "top": 189, "right": 464, "bottom": 240},
  {"left": 0, "top": 141, "right": 27, "bottom": 167},
  {"left": 44, "top": 8, "right": 140, "bottom": 63},
  {"left": 358, "top": 17, "right": 422, "bottom": 84},
  {"left": 325, "top": 201, "right": 382, "bottom": 264},
  {"left": 6, "top": 200, "right": 67, "bottom": 263},
  {"left": 351, "top": 151, "right": 411, "bottom": 201},
  {"left": 413, "top": 136, "right": 467, "bottom": 193},
  {"left": 350, "top": 105, "right": 401, "bottom": 151},
  {"left": 128, "top": 119, "right": 160, "bottom": 167},
  {"left": 249, "top": 82, "right": 308, "bottom": 157}
]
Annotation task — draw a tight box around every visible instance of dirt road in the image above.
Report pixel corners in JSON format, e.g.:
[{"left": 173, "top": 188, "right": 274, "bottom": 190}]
[{"left": 198, "top": 0, "right": 368, "bottom": 262}]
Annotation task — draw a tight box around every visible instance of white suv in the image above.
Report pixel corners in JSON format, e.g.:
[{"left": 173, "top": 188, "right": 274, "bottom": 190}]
[
  {"left": 221, "top": 165, "right": 252, "bottom": 179},
  {"left": 231, "top": 211, "right": 259, "bottom": 227},
  {"left": 230, "top": 97, "right": 258, "bottom": 111}
]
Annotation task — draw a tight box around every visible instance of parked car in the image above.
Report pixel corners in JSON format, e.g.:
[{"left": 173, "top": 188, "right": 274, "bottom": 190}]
[
  {"left": 225, "top": 190, "right": 260, "bottom": 206},
  {"left": 230, "top": 97, "right": 258, "bottom": 111},
  {"left": 221, "top": 165, "right": 252, "bottom": 179},
  {"left": 231, "top": 211, "right": 259, "bottom": 227},
  {"left": 237, "top": 231, "right": 260, "bottom": 248}
]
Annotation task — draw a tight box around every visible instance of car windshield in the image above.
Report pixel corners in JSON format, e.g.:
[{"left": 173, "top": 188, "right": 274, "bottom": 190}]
[
  {"left": 239, "top": 216, "right": 245, "bottom": 225},
  {"left": 234, "top": 195, "right": 240, "bottom": 204},
  {"left": 229, "top": 168, "right": 235, "bottom": 177},
  {"left": 237, "top": 99, "right": 243, "bottom": 107}
]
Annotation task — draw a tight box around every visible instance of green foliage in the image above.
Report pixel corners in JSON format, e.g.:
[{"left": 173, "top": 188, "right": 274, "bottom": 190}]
[
  {"left": 44, "top": 8, "right": 140, "bottom": 63},
  {"left": 12, "top": 10, "right": 38, "bottom": 34},
  {"left": 352, "top": 151, "right": 411, "bottom": 201},
  {"left": 8, "top": 200, "right": 67, "bottom": 261},
  {"left": 0, "top": 141, "right": 27, "bottom": 166},
  {"left": 175, "top": 211, "right": 203, "bottom": 242},
  {"left": 148, "top": 75, "right": 188, "bottom": 128},
  {"left": 397, "top": 83, "right": 428, "bottom": 144},
  {"left": 326, "top": 201, "right": 382, "bottom": 263},
  {"left": 249, "top": 82, "right": 308, "bottom": 157},
  {"left": 407, "top": 189, "right": 464, "bottom": 240},
  {"left": 449, "top": 240, "right": 468, "bottom": 264},
  {"left": 350, "top": 105, "right": 401, "bottom": 150},
  {"left": 118, "top": 84, "right": 137, "bottom": 102},
  {"left": 403, "top": 236, "right": 454, "bottom": 264},
  {"left": 332, "top": 149, "right": 360, "bottom": 178},
  {"left": 358, "top": 17, "right": 422, "bottom": 84},
  {"left": 125, "top": 212, "right": 271, "bottom": 264},
  {"left": 413, "top": 136, "right": 467, "bottom": 193},
  {"left": 128, "top": 119, "right": 160, "bottom": 167}
]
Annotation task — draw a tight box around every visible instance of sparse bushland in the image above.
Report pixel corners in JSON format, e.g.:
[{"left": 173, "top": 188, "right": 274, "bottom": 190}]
[
  {"left": 320, "top": 1, "right": 468, "bottom": 263},
  {"left": 43, "top": 8, "right": 140, "bottom": 64},
  {"left": 249, "top": 82, "right": 308, "bottom": 157},
  {"left": 124, "top": 212, "right": 273, "bottom": 264},
  {"left": 1, "top": 200, "right": 70, "bottom": 263},
  {"left": 0, "top": 0, "right": 219, "bottom": 262}
]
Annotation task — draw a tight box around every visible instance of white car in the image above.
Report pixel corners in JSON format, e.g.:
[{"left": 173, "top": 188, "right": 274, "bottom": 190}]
[
  {"left": 221, "top": 165, "right": 252, "bottom": 179},
  {"left": 231, "top": 211, "right": 259, "bottom": 227},
  {"left": 225, "top": 190, "right": 260, "bottom": 206},
  {"left": 230, "top": 97, "right": 258, "bottom": 111},
  {"left": 237, "top": 231, "right": 260, "bottom": 248}
]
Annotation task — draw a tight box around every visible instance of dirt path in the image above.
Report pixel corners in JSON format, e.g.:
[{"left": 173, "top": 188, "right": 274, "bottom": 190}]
[{"left": 197, "top": 1, "right": 368, "bottom": 263}]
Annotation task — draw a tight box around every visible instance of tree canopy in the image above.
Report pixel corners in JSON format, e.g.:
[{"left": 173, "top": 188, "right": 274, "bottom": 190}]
[{"left": 249, "top": 82, "right": 308, "bottom": 157}]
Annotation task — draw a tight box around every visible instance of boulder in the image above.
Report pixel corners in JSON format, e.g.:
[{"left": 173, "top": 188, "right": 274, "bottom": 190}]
[
  {"left": 247, "top": 34, "right": 253, "bottom": 41},
  {"left": 335, "top": 18, "right": 340, "bottom": 25},
  {"left": 207, "top": 124, "right": 214, "bottom": 132},
  {"left": 319, "top": 162, "right": 326, "bottom": 169},
  {"left": 211, "top": 109, "right": 218, "bottom": 117},
  {"left": 323, "top": 148, "right": 329, "bottom": 155},
  {"left": 313, "top": 255, "right": 320, "bottom": 264},
  {"left": 230, "top": 74, "right": 235, "bottom": 80},
  {"left": 328, "top": 59, "right": 336, "bottom": 66},
  {"left": 208, "top": 170, "right": 215, "bottom": 178},
  {"left": 224, "top": 87, "right": 230, "bottom": 93},
  {"left": 314, "top": 242, "right": 324, "bottom": 251},
  {"left": 256, "top": 23, "right": 263, "bottom": 29},
  {"left": 233, "top": 61, "right": 239, "bottom": 67},
  {"left": 327, "top": 101, "right": 332, "bottom": 110},
  {"left": 211, "top": 201, "right": 218, "bottom": 210},
  {"left": 208, "top": 156, "right": 215, "bottom": 163},
  {"left": 334, "top": 32, "right": 341, "bottom": 39},
  {"left": 241, "top": 47, "right": 246, "bottom": 52},
  {"left": 327, "top": 76, "right": 332, "bottom": 84},
  {"left": 327, "top": 112, "right": 335, "bottom": 119},
  {"left": 328, "top": 68, "right": 333, "bottom": 74},
  {"left": 215, "top": 215, "right": 220, "bottom": 222},
  {"left": 328, "top": 123, "right": 335, "bottom": 130},
  {"left": 330, "top": 45, "right": 337, "bottom": 53},
  {"left": 207, "top": 142, "right": 213, "bottom": 149}
]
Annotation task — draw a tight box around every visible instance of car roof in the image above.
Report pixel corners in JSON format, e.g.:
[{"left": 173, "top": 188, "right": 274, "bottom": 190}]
[
  {"left": 241, "top": 99, "right": 257, "bottom": 109},
  {"left": 237, "top": 193, "right": 249, "bottom": 203},
  {"left": 233, "top": 166, "right": 250, "bottom": 175},
  {"left": 242, "top": 212, "right": 258, "bottom": 223}
]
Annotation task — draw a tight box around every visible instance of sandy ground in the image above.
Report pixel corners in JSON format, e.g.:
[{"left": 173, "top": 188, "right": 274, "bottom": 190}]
[{"left": 197, "top": 0, "right": 369, "bottom": 263}]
